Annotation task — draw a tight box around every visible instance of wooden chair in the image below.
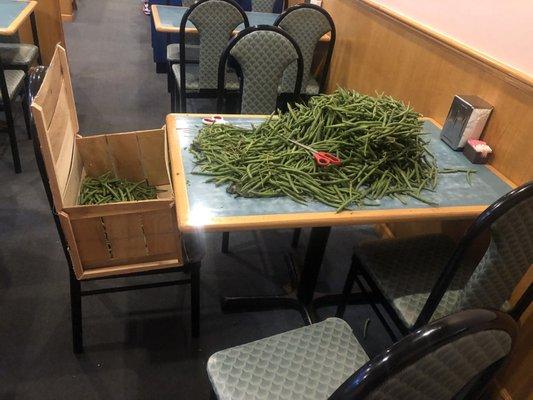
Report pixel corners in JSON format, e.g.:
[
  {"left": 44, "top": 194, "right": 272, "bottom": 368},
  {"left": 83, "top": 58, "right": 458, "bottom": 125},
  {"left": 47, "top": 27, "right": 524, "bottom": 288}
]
[
  {"left": 207, "top": 309, "right": 517, "bottom": 399},
  {"left": 337, "top": 182, "right": 533, "bottom": 340},
  {"left": 29, "top": 46, "right": 202, "bottom": 353}
]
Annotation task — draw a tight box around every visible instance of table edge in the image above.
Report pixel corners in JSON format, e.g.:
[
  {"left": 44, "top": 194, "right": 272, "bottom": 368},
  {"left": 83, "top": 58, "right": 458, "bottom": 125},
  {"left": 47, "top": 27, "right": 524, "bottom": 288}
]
[
  {"left": 166, "top": 113, "right": 513, "bottom": 233},
  {"left": 0, "top": 1, "right": 37, "bottom": 36}
]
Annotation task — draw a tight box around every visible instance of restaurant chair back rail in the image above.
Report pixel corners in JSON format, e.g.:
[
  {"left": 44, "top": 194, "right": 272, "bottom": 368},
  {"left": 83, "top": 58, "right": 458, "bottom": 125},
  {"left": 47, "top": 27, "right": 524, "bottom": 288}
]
[
  {"left": 217, "top": 25, "right": 303, "bottom": 115},
  {"left": 29, "top": 45, "right": 201, "bottom": 353},
  {"left": 337, "top": 181, "right": 533, "bottom": 339},
  {"left": 274, "top": 3, "right": 336, "bottom": 96},
  {"left": 207, "top": 309, "right": 518, "bottom": 400},
  {"left": 172, "top": 0, "right": 249, "bottom": 112}
]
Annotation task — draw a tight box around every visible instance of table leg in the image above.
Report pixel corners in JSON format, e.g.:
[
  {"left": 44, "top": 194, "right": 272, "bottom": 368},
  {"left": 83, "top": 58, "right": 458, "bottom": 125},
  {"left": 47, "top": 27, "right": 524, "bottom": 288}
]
[
  {"left": 220, "top": 226, "right": 332, "bottom": 325},
  {"left": 30, "top": 12, "right": 42, "bottom": 65}
]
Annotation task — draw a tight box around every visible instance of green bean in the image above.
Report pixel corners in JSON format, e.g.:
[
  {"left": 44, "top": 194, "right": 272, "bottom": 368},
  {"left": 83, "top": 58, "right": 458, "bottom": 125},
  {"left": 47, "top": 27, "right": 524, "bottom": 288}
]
[{"left": 190, "top": 89, "right": 472, "bottom": 211}]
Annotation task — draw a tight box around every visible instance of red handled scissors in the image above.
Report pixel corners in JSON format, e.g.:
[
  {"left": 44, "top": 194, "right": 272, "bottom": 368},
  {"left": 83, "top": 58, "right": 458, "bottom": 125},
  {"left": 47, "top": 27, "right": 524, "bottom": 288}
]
[{"left": 288, "top": 138, "right": 342, "bottom": 167}]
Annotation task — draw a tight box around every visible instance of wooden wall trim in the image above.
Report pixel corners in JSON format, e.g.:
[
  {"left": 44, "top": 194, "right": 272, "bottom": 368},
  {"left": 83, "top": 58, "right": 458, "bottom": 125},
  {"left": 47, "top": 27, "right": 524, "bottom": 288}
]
[
  {"left": 324, "top": 0, "right": 533, "bottom": 184},
  {"left": 359, "top": 0, "right": 532, "bottom": 91}
]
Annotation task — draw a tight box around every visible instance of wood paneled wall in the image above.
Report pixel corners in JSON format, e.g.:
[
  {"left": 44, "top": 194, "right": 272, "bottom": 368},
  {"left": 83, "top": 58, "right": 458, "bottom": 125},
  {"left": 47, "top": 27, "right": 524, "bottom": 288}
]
[
  {"left": 18, "top": 0, "right": 65, "bottom": 65},
  {"left": 323, "top": 0, "right": 533, "bottom": 185}
]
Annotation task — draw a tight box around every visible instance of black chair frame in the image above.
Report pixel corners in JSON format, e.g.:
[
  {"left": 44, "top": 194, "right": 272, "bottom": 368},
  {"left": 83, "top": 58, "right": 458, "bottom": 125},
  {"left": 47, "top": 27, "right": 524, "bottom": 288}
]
[
  {"left": 273, "top": 3, "right": 336, "bottom": 94},
  {"left": 0, "top": 55, "right": 32, "bottom": 173},
  {"left": 330, "top": 309, "right": 518, "bottom": 399},
  {"left": 28, "top": 67, "right": 201, "bottom": 354},
  {"left": 216, "top": 25, "right": 304, "bottom": 114},
  {"left": 337, "top": 181, "right": 533, "bottom": 340},
  {"left": 172, "top": 0, "right": 249, "bottom": 113}
]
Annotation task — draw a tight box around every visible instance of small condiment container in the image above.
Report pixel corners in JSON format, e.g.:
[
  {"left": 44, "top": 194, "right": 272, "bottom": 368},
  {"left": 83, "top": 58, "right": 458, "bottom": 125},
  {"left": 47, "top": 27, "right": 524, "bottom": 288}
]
[{"left": 463, "top": 139, "right": 492, "bottom": 164}]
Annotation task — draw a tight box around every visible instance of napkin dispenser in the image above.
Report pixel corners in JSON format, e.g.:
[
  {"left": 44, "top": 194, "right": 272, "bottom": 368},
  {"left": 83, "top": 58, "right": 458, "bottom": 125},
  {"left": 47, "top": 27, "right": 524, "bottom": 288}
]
[{"left": 440, "top": 95, "right": 493, "bottom": 150}]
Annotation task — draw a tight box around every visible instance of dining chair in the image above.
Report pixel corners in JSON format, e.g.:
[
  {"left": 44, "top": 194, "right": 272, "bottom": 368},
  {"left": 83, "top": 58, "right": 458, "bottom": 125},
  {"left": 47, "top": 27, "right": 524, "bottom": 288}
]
[
  {"left": 0, "top": 53, "right": 31, "bottom": 173},
  {"left": 274, "top": 3, "right": 335, "bottom": 97},
  {"left": 250, "top": 0, "right": 277, "bottom": 12},
  {"left": 166, "top": 0, "right": 201, "bottom": 93},
  {"left": 29, "top": 65, "right": 203, "bottom": 354},
  {"left": 171, "top": 0, "right": 249, "bottom": 112},
  {"left": 337, "top": 181, "right": 533, "bottom": 340},
  {"left": 216, "top": 25, "right": 303, "bottom": 253},
  {"left": 207, "top": 309, "right": 517, "bottom": 400},
  {"left": 217, "top": 25, "right": 303, "bottom": 114}
]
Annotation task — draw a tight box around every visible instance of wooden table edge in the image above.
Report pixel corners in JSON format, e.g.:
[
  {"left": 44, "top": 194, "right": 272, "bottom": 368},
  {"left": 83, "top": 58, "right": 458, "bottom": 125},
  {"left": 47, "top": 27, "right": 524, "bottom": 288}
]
[
  {"left": 0, "top": 0, "right": 37, "bottom": 36},
  {"left": 166, "top": 113, "right": 515, "bottom": 233},
  {"left": 151, "top": 5, "right": 330, "bottom": 41}
]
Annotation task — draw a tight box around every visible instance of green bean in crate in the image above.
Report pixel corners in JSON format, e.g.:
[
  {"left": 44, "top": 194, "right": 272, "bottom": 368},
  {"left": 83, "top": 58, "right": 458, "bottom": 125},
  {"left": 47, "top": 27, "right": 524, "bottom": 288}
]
[
  {"left": 190, "top": 89, "right": 462, "bottom": 212},
  {"left": 78, "top": 172, "right": 158, "bottom": 205}
]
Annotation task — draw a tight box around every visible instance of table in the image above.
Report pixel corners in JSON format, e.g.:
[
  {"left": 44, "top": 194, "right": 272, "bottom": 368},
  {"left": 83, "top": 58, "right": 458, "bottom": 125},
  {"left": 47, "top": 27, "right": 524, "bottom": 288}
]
[
  {"left": 166, "top": 113, "right": 512, "bottom": 323},
  {"left": 0, "top": 0, "right": 41, "bottom": 63},
  {"left": 152, "top": 4, "right": 280, "bottom": 33}
]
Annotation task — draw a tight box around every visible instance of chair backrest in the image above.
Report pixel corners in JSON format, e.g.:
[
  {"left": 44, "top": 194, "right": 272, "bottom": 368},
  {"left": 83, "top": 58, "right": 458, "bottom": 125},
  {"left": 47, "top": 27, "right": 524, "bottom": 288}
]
[
  {"left": 330, "top": 309, "right": 517, "bottom": 400},
  {"left": 217, "top": 25, "right": 303, "bottom": 114},
  {"left": 416, "top": 182, "right": 533, "bottom": 328},
  {"left": 251, "top": 0, "right": 276, "bottom": 12},
  {"left": 275, "top": 4, "right": 335, "bottom": 93},
  {"left": 181, "top": 0, "right": 197, "bottom": 7},
  {"left": 180, "top": 0, "right": 248, "bottom": 90}
]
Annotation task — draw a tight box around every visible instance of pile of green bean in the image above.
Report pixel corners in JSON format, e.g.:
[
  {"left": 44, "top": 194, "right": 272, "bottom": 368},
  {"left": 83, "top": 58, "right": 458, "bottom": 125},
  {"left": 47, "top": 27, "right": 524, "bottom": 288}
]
[
  {"left": 190, "top": 89, "right": 446, "bottom": 211},
  {"left": 78, "top": 172, "right": 157, "bottom": 205}
]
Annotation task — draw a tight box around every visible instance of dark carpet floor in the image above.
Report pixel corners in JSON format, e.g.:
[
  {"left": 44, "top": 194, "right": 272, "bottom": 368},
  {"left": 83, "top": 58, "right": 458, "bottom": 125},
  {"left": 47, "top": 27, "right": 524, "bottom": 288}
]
[{"left": 0, "top": 1, "right": 395, "bottom": 399}]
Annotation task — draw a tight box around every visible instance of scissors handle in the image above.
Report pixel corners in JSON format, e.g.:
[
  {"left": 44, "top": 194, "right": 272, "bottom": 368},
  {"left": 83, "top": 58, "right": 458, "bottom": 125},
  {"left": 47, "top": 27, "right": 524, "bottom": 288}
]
[{"left": 314, "top": 152, "right": 342, "bottom": 167}]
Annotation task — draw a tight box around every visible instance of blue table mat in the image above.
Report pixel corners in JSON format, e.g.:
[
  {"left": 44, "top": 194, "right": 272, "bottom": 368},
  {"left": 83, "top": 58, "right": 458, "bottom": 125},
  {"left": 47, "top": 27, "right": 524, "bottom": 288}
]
[
  {"left": 173, "top": 117, "right": 512, "bottom": 218},
  {"left": 0, "top": 1, "right": 29, "bottom": 32}
]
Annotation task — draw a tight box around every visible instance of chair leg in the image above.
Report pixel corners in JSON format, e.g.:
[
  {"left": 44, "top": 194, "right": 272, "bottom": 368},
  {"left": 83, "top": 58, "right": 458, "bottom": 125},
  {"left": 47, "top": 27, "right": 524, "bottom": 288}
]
[
  {"left": 69, "top": 269, "right": 83, "bottom": 354},
  {"left": 22, "top": 93, "right": 32, "bottom": 140},
  {"left": 4, "top": 103, "right": 22, "bottom": 173},
  {"left": 221, "top": 232, "right": 230, "bottom": 254},
  {"left": 190, "top": 262, "right": 200, "bottom": 338},
  {"left": 336, "top": 253, "right": 363, "bottom": 318},
  {"left": 291, "top": 228, "right": 301, "bottom": 248}
]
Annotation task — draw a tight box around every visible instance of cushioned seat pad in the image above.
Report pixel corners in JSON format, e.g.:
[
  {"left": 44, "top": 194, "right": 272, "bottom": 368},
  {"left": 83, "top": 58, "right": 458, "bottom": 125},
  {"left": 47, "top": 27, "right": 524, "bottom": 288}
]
[
  {"left": 171, "top": 63, "right": 240, "bottom": 91},
  {"left": 0, "top": 70, "right": 25, "bottom": 102},
  {"left": 207, "top": 318, "right": 369, "bottom": 400},
  {"left": 0, "top": 43, "right": 39, "bottom": 66},
  {"left": 166, "top": 43, "right": 200, "bottom": 63},
  {"left": 357, "top": 234, "right": 476, "bottom": 327}
]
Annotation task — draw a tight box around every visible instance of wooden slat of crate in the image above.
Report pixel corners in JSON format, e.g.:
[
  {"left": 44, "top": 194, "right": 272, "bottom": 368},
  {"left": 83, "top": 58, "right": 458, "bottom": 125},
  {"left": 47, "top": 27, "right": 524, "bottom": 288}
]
[
  {"left": 106, "top": 133, "right": 145, "bottom": 182},
  {"left": 70, "top": 217, "right": 111, "bottom": 266},
  {"left": 103, "top": 214, "right": 148, "bottom": 260},
  {"left": 143, "top": 209, "right": 180, "bottom": 256},
  {"left": 77, "top": 135, "right": 114, "bottom": 177},
  {"left": 137, "top": 130, "right": 169, "bottom": 186}
]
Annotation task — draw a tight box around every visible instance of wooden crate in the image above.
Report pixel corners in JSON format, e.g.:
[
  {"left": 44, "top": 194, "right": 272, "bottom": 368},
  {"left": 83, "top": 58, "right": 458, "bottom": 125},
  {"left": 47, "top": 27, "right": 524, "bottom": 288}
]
[{"left": 31, "top": 45, "right": 183, "bottom": 280}]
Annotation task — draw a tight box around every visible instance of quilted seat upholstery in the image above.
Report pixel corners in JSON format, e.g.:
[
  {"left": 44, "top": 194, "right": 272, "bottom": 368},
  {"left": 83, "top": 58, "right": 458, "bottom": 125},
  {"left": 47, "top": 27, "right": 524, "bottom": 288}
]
[
  {"left": 365, "top": 329, "right": 512, "bottom": 400},
  {"left": 0, "top": 70, "right": 25, "bottom": 102},
  {"left": 166, "top": 43, "right": 200, "bottom": 64},
  {"left": 0, "top": 43, "right": 39, "bottom": 67},
  {"left": 251, "top": 0, "right": 276, "bottom": 12},
  {"left": 172, "top": 64, "right": 240, "bottom": 91},
  {"left": 357, "top": 234, "right": 475, "bottom": 327},
  {"left": 207, "top": 318, "right": 369, "bottom": 400}
]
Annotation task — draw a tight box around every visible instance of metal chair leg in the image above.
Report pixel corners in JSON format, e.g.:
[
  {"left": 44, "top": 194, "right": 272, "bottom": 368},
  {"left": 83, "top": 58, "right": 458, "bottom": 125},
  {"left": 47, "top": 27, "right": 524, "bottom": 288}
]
[
  {"left": 336, "top": 253, "right": 361, "bottom": 318},
  {"left": 69, "top": 269, "right": 83, "bottom": 354},
  {"left": 291, "top": 228, "right": 301, "bottom": 248},
  {"left": 190, "top": 262, "right": 200, "bottom": 338},
  {"left": 4, "top": 102, "right": 22, "bottom": 173},
  {"left": 22, "top": 92, "right": 32, "bottom": 140},
  {"left": 221, "top": 232, "right": 230, "bottom": 254}
]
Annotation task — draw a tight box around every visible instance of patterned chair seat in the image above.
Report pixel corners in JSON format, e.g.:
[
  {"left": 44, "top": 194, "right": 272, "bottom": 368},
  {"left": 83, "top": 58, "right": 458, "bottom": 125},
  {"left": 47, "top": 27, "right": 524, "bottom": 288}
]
[
  {"left": 0, "top": 70, "right": 25, "bottom": 102},
  {"left": 0, "top": 43, "right": 39, "bottom": 67},
  {"left": 358, "top": 234, "right": 476, "bottom": 328},
  {"left": 172, "top": 63, "right": 240, "bottom": 91},
  {"left": 166, "top": 43, "right": 200, "bottom": 64},
  {"left": 207, "top": 318, "right": 370, "bottom": 400}
]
